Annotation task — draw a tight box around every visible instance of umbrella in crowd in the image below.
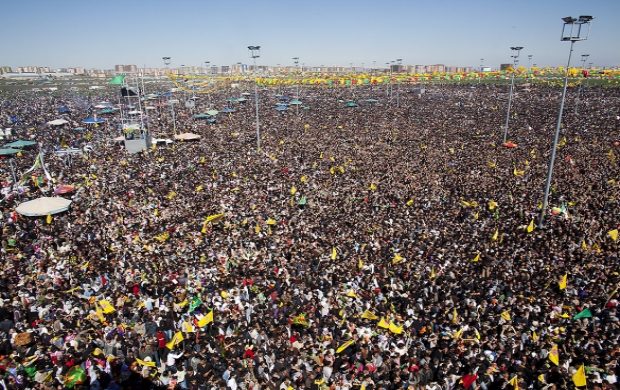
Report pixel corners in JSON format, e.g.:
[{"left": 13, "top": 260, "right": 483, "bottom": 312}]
[{"left": 15, "top": 197, "right": 72, "bottom": 216}]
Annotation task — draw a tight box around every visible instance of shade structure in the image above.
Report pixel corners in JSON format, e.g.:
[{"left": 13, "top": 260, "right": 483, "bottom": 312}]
[
  {"left": 302, "top": 106, "right": 310, "bottom": 110},
  {"left": 82, "top": 117, "right": 105, "bottom": 124},
  {"left": 174, "top": 133, "right": 201, "bottom": 141},
  {"left": 279, "top": 96, "right": 290, "bottom": 101},
  {"left": 5, "top": 140, "right": 36, "bottom": 148},
  {"left": 365, "top": 98, "right": 379, "bottom": 103},
  {"left": 222, "top": 107, "right": 235, "bottom": 113},
  {"left": 275, "top": 105, "right": 289, "bottom": 111},
  {"left": 99, "top": 109, "right": 115, "bottom": 114},
  {"left": 227, "top": 97, "right": 237, "bottom": 102},
  {"left": 15, "top": 197, "right": 72, "bottom": 217},
  {"left": 0, "top": 148, "right": 20, "bottom": 156},
  {"left": 48, "top": 119, "right": 69, "bottom": 126},
  {"left": 194, "top": 114, "right": 210, "bottom": 119},
  {"left": 345, "top": 102, "right": 358, "bottom": 107},
  {"left": 289, "top": 100, "right": 302, "bottom": 105},
  {"left": 53, "top": 185, "right": 75, "bottom": 195},
  {"left": 237, "top": 98, "right": 247, "bottom": 102},
  {"left": 73, "top": 127, "right": 85, "bottom": 131},
  {"left": 206, "top": 110, "right": 219, "bottom": 116},
  {"left": 112, "top": 136, "right": 125, "bottom": 142},
  {"left": 56, "top": 107, "right": 70, "bottom": 112},
  {"left": 207, "top": 118, "right": 216, "bottom": 123}
]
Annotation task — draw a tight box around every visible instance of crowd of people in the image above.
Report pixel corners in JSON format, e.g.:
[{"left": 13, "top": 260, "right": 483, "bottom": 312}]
[{"left": 0, "top": 79, "right": 618, "bottom": 390}]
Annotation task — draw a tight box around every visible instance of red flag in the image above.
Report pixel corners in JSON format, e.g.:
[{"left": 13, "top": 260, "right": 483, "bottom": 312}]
[{"left": 461, "top": 373, "right": 479, "bottom": 389}]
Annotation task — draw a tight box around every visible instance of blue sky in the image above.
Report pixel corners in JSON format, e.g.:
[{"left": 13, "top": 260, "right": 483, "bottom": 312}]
[{"left": 2, "top": 0, "right": 619, "bottom": 70}]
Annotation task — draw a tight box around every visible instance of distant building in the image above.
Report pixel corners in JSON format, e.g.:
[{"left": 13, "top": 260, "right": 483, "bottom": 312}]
[
  {"left": 0, "top": 66, "right": 12, "bottom": 74},
  {"left": 500, "top": 63, "right": 512, "bottom": 71},
  {"left": 426, "top": 64, "right": 446, "bottom": 73},
  {"left": 115, "top": 65, "right": 138, "bottom": 72}
]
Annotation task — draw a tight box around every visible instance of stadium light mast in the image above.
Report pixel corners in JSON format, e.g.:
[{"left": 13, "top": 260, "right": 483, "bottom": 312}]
[
  {"left": 539, "top": 15, "right": 593, "bottom": 229},
  {"left": 574, "top": 54, "right": 589, "bottom": 114},
  {"left": 502, "top": 46, "right": 523, "bottom": 143},
  {"left": 248, "top": 45, "right": 261, "bottom": 151}
]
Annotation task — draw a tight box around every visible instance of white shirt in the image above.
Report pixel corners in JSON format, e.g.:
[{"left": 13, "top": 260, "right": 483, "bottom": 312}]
[{"left": 166, "top": 352, "right": 183, "bottom": 366}]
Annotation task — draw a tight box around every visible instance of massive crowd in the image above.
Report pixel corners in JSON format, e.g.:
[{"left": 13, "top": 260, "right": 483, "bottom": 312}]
[{"left": 0, "top": 79, "right": 618, "bottom": 390}]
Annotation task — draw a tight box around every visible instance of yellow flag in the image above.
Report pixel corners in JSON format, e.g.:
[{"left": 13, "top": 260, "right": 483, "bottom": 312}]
[
  {"left": 347, "top": 289, "right": 358, "bottom": 298},
  {"left": 527, "top": 220, "right": 534, "bottom": 233},
  {"left": 46, "top": 214, "right": 52, "bottom": 224},
  {"left": 487, "top": 161, "right": 496, "bottom": 167},
  {"left": 369, "top": 183, "right": 377, "bottom": 191},
  {"left": 300, "top": 176, "right": 307, "bottom": 183},
  {"left": 197, "top": 311, "right": 213, "bottom": 327},
  {"left": 472, "top": 254, "right": 480, "bottom": 262},
  {"left": 196, "top": 185, "right": 203, "bottom": 192},
  {"left": 255, "top": 224, "right": 261, "bottom": 234},
  {"left": 358, "top": 258, "right": 363, "bottom": 269},
  {"left": 388, "top": 322, "right": 402, "bottom": 334},
  {"left": 500, "top": 311, "right": 511, "bottom": 321},
  {"left": 452, "top": 308, "right": 459, "bottom": 324},
  {"left": 453, "top": 328, "right": 463, "bottom": 339},
  {"left": 430, "top": 266, "right": 435, "bottom": 279},
  {"left": 608, "top": 229, "right": 619, "bottom": 241},
  {"left": 406, "top": 199, "right": 414, "bottom": 206},
  {"left": 513, "top": 168, "right": 524, "bottom": 176},
  {"left": 532, "top": 331, "right": 538, "bottom": 342},
  {"left": 558, "top": 274, "right": 568, "bottom": 290},
  {"left": 331, "top": 247, "right": 337, "bottom": 260},
  {"left": 572, "top": 364, "right": 587, "bottom": 387},
  {"left": 336, "top": 340, "right": 354, "bottom": 353},
  {"left": 99, "top": 300, "right": 116, "bottom": 314},
  {"left": 474, "top": 212, "right": 479, "bottom": 220},
  {"left": 136, "top": 358, "right": 156, "bottom": 367},
  {"left": 378, "top": 318, "right": 390, "bottom": 328},
  {"left": 492, "top": 229, "right": 499, "bottom": 241},
  {"left": 488, "top": 201, "right": 498, "bottom": 210},
  {"left": 392, "top": 254, "right": 404, "bottom": 264},
  {"left": 290, "top": 186, "right": 297, "bottom": 195},
  {"left": 548, "top": 345, "right": 559, "bottom": 365},
  {"left": 508, "top": 376, "right": 518, "bottom": 390},
  {"left": 165, "top": 331, "right": 184, "bottom": 350},
  {"left": 361, "top": 310, "right": 378, "bottom": 320},
  {"left": 582, "top": 240, "right": 588, "bottom": 250},
  {"left": 267, "top": 218, "right": 277, "bottom": 225},
  {"left": 610, "top": 149, "right": 615, "bottom": 163},
  {"left": 538, "top": 374, "right": 545, "bottom": 383}
]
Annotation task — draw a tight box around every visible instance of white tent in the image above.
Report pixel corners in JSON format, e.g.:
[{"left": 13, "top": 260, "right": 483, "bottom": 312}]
[
  {"left": 15, "top": 197, "right": 72, "bottom": 216},
  {"left": 47, "top": 119, "right": 69, "bottom": 126},
  {"left": 174, "top": 133, "right": 201, "bottom": 141}
]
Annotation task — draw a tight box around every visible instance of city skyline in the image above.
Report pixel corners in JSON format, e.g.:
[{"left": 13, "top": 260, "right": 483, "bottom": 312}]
[{"left": 1, "top": 0, "right": 619, "bottom": 70}]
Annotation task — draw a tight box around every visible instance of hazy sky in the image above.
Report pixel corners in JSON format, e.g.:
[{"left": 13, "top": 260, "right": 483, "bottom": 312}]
[{"left": 2, "top": 0, "right": 619, "bottom": 70}]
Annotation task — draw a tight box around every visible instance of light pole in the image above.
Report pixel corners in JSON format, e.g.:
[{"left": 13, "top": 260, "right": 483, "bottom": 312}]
[
  {"left": 293, "top": 57, "right": 300, "bottom": 114},
  {"left": 502, "top": 46, "right": 523, "bottom": 143},
  {"left": 479, "top": 58, "right": 484, "bottom": 84},
  {"left": 539, "top": 15, "right": 594, "bottom": 229},
  {"left": 162, "top": 57, "right": 175, "bottom": 134},
  {"left": 205, "top": 61, "right": 210, "bottom": 75},
  {"left": 574, "top": 54, "right": 589, "bottom": 114},
  {"left": 528, "top": 55, "right": 533, "bottom": 69},
  {"left": 248, "top": 45, "right": 261, "bottom": 151},
  {"left": 396, "top": 59, "right": 402, "bottom": 108}
]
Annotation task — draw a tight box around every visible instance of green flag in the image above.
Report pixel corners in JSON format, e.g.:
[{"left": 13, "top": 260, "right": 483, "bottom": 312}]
[
  {"left": 188, "top": 296, "right": 202, "bottom": 313},
  {"left": 65, "top": 366, "right": 87, "bottom": 388},
  {"left": 109, "top": 75, "right": 125, "bottom": 85},
  {"left": 573, "top": 308, "right": 593, "bottom": 319}
]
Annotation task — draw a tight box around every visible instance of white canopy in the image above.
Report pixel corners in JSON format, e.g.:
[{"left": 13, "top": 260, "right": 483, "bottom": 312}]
[
  {"left": 48, "top": 119, "right": 69, "bottom": 126},
  {"left": 15, "top": 197, "right": 72, "bottom": 216},
  {"left": 174, "top": 133, "right": 201, "bottom": 141}
]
